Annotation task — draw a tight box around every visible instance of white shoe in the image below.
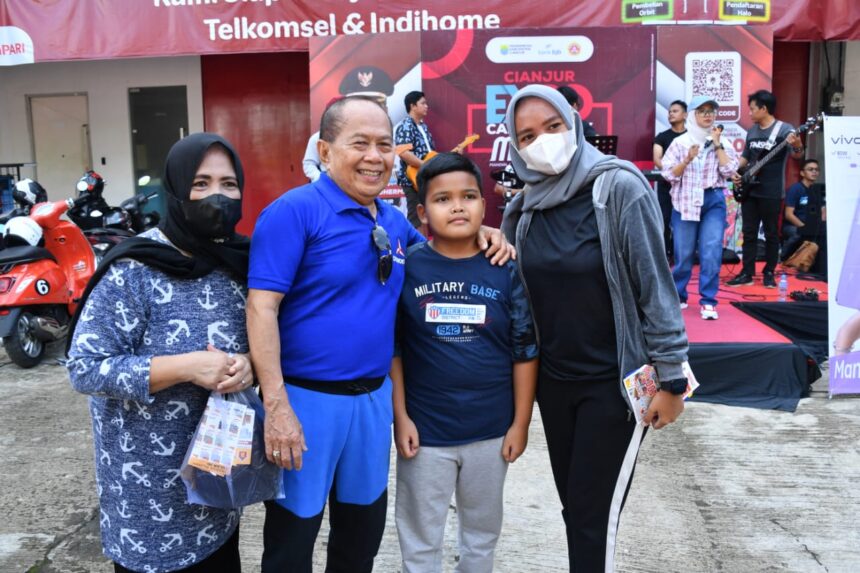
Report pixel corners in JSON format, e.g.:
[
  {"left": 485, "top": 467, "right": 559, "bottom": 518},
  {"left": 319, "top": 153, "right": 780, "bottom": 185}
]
[
  {"left": 700, "top": 304, "right": 719, "bottom": 320},
  {"left": 680, "top": 302, "right": 688, "bottom": 310}
]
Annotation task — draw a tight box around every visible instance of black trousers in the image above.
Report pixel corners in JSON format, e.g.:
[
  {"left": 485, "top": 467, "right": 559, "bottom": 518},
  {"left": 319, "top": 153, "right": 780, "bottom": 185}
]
[
  {"left": 741, "top": 196, "right": 782, "bottom": 276},
  {"left": 657, "top": 185, "right": 674, "bottom": 259},
  {"left": 114, "top": 526, "right": 240, "bottom": 573},
  {"left": 261, "top": 488, "right": 387, "bottom": 573},
  {"left": 537, "top": 376, "right": 644, "bottom": 573},
  {"left": 781, "top": 224, "right": 803, "bottom": 260}
]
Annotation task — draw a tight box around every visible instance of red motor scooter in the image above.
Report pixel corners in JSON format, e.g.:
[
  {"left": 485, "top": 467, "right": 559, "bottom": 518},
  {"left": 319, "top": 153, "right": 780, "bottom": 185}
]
[{"left": 0, "top": 195, "right": 97, "bottom": 367}]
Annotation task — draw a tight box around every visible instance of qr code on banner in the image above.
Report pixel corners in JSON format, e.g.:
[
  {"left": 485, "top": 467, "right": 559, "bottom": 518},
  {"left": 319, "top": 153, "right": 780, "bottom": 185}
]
[{"left": 684, "top": 52, "right": 741, "bottom": 110}]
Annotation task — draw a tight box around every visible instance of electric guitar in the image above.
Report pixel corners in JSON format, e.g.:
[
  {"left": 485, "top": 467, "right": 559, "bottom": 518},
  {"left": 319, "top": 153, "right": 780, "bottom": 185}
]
[
  {"left": 733, "top": 114, "right": 822, "bottom": 203},
  {"left": 405, "top": 134, "right": 480, "bottom": 190}
]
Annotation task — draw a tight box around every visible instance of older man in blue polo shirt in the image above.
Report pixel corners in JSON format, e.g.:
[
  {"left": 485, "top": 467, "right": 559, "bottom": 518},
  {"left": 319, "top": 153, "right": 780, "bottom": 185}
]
[{"left": 247, "top": 96, "right": 510, "bottom": 573}]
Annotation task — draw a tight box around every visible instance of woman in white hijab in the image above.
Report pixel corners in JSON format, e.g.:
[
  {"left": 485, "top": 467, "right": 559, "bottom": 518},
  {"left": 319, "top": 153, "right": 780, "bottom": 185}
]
[{"left": 660, "top": 95, "right": 739, "bottom": 321}]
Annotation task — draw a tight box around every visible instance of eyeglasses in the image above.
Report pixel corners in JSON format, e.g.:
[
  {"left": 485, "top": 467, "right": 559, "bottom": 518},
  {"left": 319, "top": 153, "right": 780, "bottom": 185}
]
[
  {"left": 371, "top": 224, "right": 393, "bottom": 285},
  {"left": 804, "top": 167, "right": 820, "bottom": 172},
  {"left": 695, "top": 109, "right": 716, "bottom": 117}
]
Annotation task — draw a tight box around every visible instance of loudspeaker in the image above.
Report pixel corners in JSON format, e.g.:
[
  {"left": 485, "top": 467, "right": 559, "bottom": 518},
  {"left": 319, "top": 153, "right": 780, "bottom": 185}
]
[{"left": 722, "top": 248, "right": 740, "bottom": 265}]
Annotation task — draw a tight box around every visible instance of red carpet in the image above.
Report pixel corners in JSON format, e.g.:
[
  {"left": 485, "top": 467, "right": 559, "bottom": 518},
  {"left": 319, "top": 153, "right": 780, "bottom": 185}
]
[{"left": 680, "top": 261, "right": 828, "bottom": 344}]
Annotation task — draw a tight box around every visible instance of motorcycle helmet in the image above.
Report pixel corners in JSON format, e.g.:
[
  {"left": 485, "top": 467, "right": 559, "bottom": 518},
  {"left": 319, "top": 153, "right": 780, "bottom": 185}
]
[
  {"left": 3, "top": 216, "right": 43, "bottom": 247},
  {"left": 13, "top": 179, "right": 48, "bottom": 207},
  {"left": 76, "top": 170, "right": 106, "bottom": 198}
]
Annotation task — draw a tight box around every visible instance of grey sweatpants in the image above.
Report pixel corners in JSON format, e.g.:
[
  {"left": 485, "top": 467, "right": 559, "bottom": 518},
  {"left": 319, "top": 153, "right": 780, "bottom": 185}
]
[{"left": 395, "top": 436, "right": 508, "bottom": 573}]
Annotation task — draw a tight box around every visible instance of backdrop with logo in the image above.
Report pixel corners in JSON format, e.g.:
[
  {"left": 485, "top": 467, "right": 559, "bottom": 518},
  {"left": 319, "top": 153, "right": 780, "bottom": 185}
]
[
  {"left": 309, "top": 26, "right": 773, "bottom": 226},
  {"left": 825, "top": 114, "right": 860, "bottom": 396},
  {"left": 422, "top": 27, "right": 655, "bottom": 224}
]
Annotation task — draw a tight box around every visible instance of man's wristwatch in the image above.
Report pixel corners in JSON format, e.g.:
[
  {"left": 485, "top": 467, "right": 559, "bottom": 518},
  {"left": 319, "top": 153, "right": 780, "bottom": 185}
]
[{"left": 658, "top": 377, "right": 688, "bottom": 395}]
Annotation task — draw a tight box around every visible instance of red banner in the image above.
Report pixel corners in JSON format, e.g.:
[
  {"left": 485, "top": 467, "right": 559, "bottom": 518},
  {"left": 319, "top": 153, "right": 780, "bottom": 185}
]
[{"left": 0, "top": 0, "right": 857, "bottom": 65}]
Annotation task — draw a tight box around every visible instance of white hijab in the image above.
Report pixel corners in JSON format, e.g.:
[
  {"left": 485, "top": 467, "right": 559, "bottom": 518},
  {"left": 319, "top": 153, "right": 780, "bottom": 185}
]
[{"left": 676, "top": 112, "right": 711, "bottom": 148}]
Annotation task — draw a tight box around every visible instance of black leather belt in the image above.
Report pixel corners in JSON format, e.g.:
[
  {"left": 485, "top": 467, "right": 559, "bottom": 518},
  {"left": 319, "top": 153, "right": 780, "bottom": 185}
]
[{"left": 284, "top": 375, "right": 385, "bottom": 396}]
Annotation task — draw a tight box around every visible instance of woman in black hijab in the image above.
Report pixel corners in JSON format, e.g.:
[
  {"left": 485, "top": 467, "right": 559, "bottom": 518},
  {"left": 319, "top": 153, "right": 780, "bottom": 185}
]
[{"left": 67, "top": 133, "right": 253, "bottom": 573}]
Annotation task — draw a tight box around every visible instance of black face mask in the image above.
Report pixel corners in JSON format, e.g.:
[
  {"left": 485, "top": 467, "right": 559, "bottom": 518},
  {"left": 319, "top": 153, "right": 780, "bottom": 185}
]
[{"left": 181, "top": 194, "right": 242, "bottom": 239}]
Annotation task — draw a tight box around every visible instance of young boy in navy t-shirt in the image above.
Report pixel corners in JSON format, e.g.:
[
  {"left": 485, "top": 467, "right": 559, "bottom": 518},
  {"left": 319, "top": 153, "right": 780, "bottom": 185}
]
[{"left": 391, "top": 153, "right": 539, "bottom": 572}]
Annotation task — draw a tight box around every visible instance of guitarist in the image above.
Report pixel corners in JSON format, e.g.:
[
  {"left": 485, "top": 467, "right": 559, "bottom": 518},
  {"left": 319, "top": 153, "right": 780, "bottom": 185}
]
[
  {"left": 728, "top": 90, "right": 804, "bottom": 288},
  {"left": 396, "top": 91, "right": 436, "bottom": 230}
]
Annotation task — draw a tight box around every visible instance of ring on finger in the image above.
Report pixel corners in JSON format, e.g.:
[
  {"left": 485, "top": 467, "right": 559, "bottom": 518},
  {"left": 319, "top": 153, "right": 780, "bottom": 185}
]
[{"left": 273, "top": 450, "right": 281, "bottom": 457}]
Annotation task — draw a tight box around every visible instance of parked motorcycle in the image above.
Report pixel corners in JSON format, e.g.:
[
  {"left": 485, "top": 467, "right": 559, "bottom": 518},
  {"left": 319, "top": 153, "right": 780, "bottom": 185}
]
[
  {"left": 0, "top": 179, "right": 48, "bottom": 239},
  {"left": 68, "top": 171, "right": 160, "bottom": 260},
  {"left": 122, "top": 191, "right": 161, "bottom": 234},
  {"left": 0, "top": 194, "right": 97, "bottom": 367}
]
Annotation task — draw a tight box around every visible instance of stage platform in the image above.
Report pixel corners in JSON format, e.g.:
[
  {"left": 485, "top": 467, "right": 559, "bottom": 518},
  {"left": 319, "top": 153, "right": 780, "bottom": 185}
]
[{"left": 680, "top": 262, "right": 827, "bottom": 412}]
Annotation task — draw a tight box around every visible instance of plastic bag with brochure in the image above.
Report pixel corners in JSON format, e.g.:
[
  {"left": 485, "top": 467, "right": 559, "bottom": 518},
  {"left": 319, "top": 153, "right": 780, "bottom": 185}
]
[{"left": 180, "top": 387, "right": 284, "bottom": 509}]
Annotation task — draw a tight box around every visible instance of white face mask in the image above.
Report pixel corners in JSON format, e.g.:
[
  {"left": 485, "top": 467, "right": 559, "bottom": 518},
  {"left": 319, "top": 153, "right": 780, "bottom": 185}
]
[{"left": 515, "top": 129, "right": 577, "bottom": 175}]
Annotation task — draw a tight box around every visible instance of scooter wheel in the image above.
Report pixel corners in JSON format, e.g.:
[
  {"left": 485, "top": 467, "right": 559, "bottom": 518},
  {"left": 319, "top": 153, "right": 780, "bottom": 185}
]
[{"left": 3, "top": 312, "right": 45, "bottom": 368}]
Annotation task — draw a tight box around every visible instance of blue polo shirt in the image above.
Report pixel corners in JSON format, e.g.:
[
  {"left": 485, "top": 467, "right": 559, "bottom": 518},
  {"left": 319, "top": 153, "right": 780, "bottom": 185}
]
[{"left": 249, "top": 174, "right": 423, "bottom": 380}]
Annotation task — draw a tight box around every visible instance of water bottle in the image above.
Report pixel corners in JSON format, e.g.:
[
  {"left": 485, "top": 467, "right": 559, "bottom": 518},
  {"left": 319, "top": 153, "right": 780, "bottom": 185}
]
[{"left": 778, "top": 273, "right": 788, "bottom": 302}]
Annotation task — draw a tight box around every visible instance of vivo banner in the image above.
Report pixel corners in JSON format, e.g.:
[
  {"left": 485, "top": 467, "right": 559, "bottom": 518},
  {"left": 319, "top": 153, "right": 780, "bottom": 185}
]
[{"left": 825, "top": 115, "right": 860, "bottom": 396}]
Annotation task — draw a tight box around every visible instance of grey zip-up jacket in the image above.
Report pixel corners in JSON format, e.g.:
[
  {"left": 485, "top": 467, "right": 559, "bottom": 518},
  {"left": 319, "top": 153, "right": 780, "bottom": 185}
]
[{"left": 507, "top": 162, "right": 689, "bottom": 407}]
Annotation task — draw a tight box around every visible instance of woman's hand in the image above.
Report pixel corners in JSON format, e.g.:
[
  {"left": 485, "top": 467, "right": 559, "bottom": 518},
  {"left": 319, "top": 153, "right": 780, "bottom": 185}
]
[
  {"left": 265, "top": 396, "right": 307, "bottom": 470},
  {"left": 710, "top": 126, "right": 722, "bottom": 147},
  {"left": 394, "top": 414, "right": 420, "bottom": 459},
  {"left": 642, "top": 392, "right": 685, "bottom": 429},
  {"left": 685, "top": 144, "right": 700, "bottom": 164},
  {"left": 187, "top": 350, "right": 234, "bottom": 391},
  {"left": 478, "top": 226, "right": 517, "bottom": 265},
  {"left": 205, "top": 345, "right": 254, "bottom": 393}
]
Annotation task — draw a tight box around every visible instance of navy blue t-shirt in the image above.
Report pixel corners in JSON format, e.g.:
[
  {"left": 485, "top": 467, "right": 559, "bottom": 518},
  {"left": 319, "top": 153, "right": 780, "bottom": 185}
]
[
  {"left": 249, "top": 174, "right": 424, "bottom": 380},
  {"left": 785, "top": 182, "right": 825, "bottom": 224},
  {"left": 398, "top": 243, "right": 538, "bottom": 446}
]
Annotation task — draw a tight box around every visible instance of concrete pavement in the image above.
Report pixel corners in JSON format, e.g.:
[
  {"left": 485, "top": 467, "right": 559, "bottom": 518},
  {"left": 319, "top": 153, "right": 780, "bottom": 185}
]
[{"left": 1, "top": 342, "right": 857, "bottom": 572}]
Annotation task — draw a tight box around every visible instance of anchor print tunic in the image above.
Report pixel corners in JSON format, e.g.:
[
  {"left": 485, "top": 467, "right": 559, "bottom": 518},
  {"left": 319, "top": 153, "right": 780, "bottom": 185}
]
[{"left": 68, "top": 229, "right": 247, "bottom": 572}]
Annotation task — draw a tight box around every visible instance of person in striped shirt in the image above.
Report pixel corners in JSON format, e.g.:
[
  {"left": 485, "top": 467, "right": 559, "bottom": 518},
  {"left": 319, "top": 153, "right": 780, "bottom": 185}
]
[{"left": 661, "top": 96, "right": 739, "bottom": 320}]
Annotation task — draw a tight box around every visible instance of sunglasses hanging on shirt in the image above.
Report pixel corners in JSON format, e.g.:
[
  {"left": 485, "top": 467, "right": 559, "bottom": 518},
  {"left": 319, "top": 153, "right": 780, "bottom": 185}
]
[{"left": 371, "top": 224, "right": 393, "bottom": 285}]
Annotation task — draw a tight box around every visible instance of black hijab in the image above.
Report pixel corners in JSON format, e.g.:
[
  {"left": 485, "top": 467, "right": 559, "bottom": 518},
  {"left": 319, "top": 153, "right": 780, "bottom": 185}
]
[
  {"left": 157, "top": 132, "right": 250, "bottom": 278},
  {"left": 66, "top": 133, "right": 250, "bottom": 354}
]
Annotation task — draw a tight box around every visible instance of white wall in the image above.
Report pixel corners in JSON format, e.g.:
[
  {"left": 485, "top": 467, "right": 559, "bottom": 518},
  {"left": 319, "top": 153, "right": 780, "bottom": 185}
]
[
  {"left": 0, "top": 57, "right": 203, "bottom": 204},
  {"left": 844, "top": 42, "right": 860, "bottom": 116}
]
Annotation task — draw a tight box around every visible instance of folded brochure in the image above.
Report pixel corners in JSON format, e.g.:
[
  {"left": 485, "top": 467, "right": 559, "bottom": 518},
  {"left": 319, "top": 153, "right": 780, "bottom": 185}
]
[
  {"left": 623, "top": 362, "right": 699, "bottom": 424},
  {"left": 188, "top": 393, "right": 255, "bottom": 477}
]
